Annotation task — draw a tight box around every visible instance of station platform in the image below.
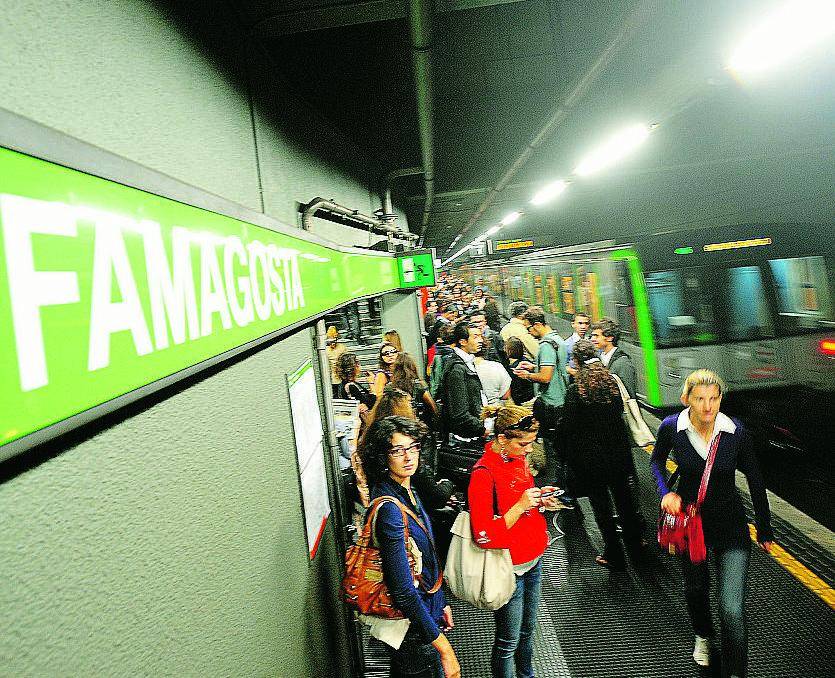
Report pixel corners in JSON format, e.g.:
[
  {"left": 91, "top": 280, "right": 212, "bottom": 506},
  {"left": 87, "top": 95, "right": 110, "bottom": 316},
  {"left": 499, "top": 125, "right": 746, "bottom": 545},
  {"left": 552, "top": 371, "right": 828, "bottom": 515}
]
[{"left": 362, "top": 448, "right": 835, "bottom": 677}]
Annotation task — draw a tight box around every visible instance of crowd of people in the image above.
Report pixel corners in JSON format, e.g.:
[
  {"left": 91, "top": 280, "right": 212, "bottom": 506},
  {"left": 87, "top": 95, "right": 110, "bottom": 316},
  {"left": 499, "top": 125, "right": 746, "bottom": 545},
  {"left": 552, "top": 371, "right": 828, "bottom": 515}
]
[{"left": 332, "top": 275, "right": 774, "bottom": 678}]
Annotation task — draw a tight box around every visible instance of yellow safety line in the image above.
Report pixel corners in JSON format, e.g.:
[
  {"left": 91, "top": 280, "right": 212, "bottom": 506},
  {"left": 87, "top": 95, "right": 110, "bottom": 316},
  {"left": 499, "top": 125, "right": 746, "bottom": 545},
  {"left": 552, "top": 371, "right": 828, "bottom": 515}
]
[{"left": 643, "top": 444, "right": 835, "bottom": 611}]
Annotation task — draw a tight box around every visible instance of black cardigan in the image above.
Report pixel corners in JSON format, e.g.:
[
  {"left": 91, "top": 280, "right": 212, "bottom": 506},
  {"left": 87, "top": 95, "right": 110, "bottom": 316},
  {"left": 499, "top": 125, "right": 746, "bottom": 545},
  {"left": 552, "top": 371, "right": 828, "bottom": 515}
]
[{"left": 650, "top": 413, "right": 773, "bottom": 548}]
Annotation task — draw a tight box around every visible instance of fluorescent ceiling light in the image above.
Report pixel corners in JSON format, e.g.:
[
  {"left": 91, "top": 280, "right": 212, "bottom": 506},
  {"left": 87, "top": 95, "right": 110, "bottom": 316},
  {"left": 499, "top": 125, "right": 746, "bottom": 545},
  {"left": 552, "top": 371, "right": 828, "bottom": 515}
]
[
  {"left": 574, "top": 124, "right": 651, "bottom": 176},
  {"left": 530, "top": 180, "right": 568, "bottom": 205},
  {"left": 501, "top": 211, "right": 521, "bottom": 225},
  {"left": 487, "top": 225, "right": 501, "bottom": 235},
  {"left": 727, "top": 0, "right": 835, "bottom": 76}
]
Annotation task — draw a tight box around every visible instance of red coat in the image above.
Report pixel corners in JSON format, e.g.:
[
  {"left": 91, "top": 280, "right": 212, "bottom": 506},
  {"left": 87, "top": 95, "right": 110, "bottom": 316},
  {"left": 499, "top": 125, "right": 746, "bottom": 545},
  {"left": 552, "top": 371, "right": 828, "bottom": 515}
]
[{"left": 467, "top": 442, "right": 548, "bottom": 565}]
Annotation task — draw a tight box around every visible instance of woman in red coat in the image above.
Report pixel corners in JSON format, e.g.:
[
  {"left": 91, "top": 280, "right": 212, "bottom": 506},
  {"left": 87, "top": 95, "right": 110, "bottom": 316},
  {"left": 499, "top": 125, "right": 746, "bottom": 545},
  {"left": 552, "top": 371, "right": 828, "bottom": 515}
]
[{"left": 468, "top": 403, "right": 562, "bottom": 678}]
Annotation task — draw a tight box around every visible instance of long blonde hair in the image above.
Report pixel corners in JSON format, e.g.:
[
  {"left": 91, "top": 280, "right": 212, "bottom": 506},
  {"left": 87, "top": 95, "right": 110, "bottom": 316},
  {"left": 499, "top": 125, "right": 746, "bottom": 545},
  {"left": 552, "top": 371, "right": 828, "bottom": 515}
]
[{"left": 681, "top": 369, "right": 726, "bottom": 399}]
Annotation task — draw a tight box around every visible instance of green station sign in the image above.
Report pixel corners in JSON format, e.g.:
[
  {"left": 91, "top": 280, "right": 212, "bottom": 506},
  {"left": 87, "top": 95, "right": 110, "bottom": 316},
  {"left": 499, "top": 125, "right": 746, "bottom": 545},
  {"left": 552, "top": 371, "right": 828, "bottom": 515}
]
[
  {"left": 0, "top": 146, "right": 426, "bottom": 454},
  {"left": 397, "top": 250, "right": 436, "bottom": 288}
]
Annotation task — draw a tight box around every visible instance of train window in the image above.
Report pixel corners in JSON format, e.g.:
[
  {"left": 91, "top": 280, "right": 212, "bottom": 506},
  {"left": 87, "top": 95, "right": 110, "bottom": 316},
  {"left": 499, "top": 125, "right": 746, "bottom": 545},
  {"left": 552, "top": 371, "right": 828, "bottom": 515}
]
[
  {"left": 724, "top": 266, "right": 775, "bottom": 341},
  {"left": 645, "top": 269, "right": 716, "bottom": 347},
  {"left": 768, "top": 256, "right": 835, "bottom": 333}
]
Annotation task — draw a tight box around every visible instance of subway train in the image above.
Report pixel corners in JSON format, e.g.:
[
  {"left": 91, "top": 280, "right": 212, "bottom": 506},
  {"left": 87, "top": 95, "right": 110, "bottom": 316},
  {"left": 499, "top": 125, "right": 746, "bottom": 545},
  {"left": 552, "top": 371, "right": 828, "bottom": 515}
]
[{"left": 453, "top": 224, "right": 835, "bottom": 409}]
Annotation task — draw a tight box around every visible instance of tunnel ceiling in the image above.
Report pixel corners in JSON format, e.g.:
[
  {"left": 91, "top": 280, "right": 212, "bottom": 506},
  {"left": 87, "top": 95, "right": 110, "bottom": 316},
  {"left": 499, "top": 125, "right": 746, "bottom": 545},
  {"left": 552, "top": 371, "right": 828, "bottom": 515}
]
[{"left": 229, "top": 0, "right": 835, "bottom": 260}]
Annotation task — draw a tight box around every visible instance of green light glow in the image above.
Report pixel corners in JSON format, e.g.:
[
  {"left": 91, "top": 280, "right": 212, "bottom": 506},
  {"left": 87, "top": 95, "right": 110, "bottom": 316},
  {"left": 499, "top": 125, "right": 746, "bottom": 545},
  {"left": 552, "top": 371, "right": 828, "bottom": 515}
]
[
  {"left": 674, "top": 246, "right": 694, "bottom": 255},
  {"left": 609, "top": 248, "right": 662, "bottom": 407}
]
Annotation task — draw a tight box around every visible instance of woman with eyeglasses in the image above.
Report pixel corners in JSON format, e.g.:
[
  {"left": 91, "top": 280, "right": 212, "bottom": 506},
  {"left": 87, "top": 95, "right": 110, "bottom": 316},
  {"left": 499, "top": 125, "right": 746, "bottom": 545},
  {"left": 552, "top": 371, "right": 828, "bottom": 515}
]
[
  {"left": 468, "top": 404, "right": 562, "bottom": 678},
  {"left": 373, "top": 342, "right": 400, "bottom": 397},
  {"left": 383, "top": 329, "right": 404, "bottom": 353},
  {"left": 360, "top": 416, "right": 460, "bottom": 678}
]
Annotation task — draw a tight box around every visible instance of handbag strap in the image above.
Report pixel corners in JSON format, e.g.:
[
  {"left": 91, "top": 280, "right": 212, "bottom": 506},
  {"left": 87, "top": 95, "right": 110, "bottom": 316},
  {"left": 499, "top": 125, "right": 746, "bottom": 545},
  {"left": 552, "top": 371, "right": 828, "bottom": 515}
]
[
  {"left": 368, "top": 495, "right": 443, "bottom": 594},
  {"left": 695, "top": 432, "right": 722, "bottom": 509},
  {"left": 610, "top": 373, "right": 631, "bottom": 409}
]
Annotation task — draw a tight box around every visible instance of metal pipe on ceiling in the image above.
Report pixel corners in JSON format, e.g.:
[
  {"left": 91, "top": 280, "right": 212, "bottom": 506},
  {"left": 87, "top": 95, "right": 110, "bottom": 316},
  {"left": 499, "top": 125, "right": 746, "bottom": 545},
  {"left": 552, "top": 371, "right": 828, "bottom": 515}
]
[
  {"left": 408, "top": 0, "right": 436, "bottom": 245},
  {"left": 445, "top": 0, "right": 658, "bottom": 255},
  {"left": 301, "top": 197, "right": 418, "bottom": 241}
]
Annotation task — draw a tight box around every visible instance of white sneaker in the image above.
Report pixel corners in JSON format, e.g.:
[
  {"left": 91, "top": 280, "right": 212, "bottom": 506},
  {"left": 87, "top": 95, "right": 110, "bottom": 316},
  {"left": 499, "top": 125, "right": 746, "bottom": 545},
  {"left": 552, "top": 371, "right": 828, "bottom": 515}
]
[{"left": 693, "top": 635, "right": 711, "bottom": 667}]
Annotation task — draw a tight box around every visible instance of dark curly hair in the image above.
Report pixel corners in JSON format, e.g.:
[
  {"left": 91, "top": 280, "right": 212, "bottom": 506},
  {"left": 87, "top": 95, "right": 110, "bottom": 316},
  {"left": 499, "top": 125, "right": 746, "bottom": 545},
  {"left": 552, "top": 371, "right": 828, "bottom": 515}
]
[
  {"left": 359, "top": 416, "right": 429, "bottom": 487},
  {"left": 573, "top": 339, "right": 620, "bottom": 403},
  {"left": 335, "top": 352, "right": 360, "bottom": 383}
]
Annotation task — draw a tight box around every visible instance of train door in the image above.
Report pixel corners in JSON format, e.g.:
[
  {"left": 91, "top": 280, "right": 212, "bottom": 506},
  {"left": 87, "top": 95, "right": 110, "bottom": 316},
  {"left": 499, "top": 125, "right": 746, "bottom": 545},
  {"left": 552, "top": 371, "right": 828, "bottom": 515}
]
[
  {"left": 643, "top": 267, "right": 723, "bottom": 406},
  {"left": 716, "top": 264, "right": 790, "bottom": 390}
]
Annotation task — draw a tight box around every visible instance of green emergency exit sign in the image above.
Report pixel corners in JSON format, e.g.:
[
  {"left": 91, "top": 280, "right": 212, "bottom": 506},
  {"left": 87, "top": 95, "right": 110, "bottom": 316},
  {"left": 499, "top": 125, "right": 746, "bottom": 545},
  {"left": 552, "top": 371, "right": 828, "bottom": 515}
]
[{"left": 397, "top": 250, "right": 436, "bottom": 288}]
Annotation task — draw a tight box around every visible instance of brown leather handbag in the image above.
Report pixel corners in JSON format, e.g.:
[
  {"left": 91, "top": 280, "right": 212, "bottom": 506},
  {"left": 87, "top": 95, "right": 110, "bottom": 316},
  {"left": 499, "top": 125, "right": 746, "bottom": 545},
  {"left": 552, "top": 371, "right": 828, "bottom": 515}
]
[{"left": 343, "top": 495, "right": 442, "bottom": 619}]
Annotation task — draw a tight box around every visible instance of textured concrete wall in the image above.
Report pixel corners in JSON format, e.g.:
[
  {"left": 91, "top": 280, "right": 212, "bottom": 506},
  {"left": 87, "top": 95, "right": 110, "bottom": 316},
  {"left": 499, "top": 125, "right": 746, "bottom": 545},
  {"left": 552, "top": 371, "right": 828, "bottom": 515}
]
[
  {"left": 0, "top": 1, "right": 385, "bottom": 675},
  {"left": 382, "top": 291, "right": 426, "bottom": 374},
  {"left": 1, "top": 334, "right": 350, "bottom": 676}
]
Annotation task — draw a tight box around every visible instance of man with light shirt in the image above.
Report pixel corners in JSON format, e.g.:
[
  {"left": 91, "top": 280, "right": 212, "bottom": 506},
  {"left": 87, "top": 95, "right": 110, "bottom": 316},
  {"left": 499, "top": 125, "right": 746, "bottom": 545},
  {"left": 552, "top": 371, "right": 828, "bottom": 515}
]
[
  {"left": 590, "top": 317, "right": 637, "bottom": 399},
  {"left": 564, "top": 312, "right": 590, "bottom": 376},
  {"left": 440, "top": 322, "right": 489, "bottom": 441}
]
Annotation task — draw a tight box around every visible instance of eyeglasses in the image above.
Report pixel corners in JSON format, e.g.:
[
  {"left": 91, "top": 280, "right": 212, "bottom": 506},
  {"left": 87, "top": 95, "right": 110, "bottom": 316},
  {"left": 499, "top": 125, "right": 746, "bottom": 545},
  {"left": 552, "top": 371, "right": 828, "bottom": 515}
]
[
  {"left": 388, "top": 441, "right": 422, "bottom": 458},
  {"left": 381, "top": 349, "right": 399, "bottom": 357},
  {"left": 503, "top": 414, "right": 537, "bottom": 433}
]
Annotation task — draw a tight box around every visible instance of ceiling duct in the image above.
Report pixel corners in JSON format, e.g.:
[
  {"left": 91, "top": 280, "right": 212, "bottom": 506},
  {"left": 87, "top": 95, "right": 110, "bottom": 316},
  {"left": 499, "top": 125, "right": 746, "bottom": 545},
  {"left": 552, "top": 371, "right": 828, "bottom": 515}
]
[{"left": 408, "top": 0, "right": 436, "bottom": 245}]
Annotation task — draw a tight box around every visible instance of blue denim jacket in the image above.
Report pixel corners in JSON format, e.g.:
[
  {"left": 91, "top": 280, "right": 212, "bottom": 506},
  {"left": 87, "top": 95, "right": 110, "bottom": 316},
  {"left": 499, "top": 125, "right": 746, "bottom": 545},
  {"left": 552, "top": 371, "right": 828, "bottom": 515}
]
[{"left": 369, "top": 478, "right": 446, "bottom": 644}]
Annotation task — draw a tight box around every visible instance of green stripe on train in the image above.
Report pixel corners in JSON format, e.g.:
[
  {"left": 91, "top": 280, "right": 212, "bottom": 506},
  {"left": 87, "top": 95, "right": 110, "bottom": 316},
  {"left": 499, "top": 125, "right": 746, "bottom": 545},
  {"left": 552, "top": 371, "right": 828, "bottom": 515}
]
[{"left": 610, "top": 248, "right": 662, "bottom": 407}]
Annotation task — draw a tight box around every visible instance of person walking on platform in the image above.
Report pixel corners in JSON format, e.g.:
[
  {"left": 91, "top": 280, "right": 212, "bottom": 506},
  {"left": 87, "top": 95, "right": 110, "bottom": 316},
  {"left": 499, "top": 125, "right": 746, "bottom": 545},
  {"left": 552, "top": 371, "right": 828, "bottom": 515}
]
[
  {"left": 360, "top": 417, "right": 460, "bottom": 678},
  {"left": 468, "top": 404, "right": 563, "bottom": 678},
  {"left": 651, "top": 369, "right": 773, "bottom": 678},
  {"left": 590, "top": 318, "right": 636, "bottom": 398},
  {"left": 561, "top": 340, "right": 644, "bottom": 570},
  {"left": 500, "top": 301, "right": 539, "bottom": 361},
  {"left": 512, "top": 307, "right": 573, "bottom": 504}
]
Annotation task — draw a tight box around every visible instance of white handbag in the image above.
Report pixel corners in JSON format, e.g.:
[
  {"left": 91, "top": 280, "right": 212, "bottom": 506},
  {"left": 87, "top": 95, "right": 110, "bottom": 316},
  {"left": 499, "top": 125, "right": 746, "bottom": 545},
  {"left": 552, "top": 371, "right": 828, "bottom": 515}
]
[
  {"left": 444, "top": 510, "right": 515, "bottom": 611},
  {"left": 611, "top": 373, "right": 655, "bottom": 448}
]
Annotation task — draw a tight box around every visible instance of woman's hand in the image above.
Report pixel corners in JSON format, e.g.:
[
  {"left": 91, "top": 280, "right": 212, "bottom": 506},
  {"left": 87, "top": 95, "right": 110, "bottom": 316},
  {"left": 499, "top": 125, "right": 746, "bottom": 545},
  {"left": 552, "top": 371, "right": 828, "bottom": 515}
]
[
  {"left": 432, "top": 634, "right": 461, "bottom": 678},
  {"left": 759, "top": 541, "right": 773, "bottom": 553},
  {"left": 516, "top": 487, "right": 542, "bottom": 512},
  {"left": 441, "top": 605, "right": 454, "bottom": 630},
  {"left": 661, "top": 491, "right": 683, "bottom": 515}
]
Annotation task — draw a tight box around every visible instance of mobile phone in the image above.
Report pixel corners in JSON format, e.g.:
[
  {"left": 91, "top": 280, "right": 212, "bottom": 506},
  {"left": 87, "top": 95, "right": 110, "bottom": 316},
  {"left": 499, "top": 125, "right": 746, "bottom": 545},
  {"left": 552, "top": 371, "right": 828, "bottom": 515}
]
[{"left": 540, "top": 487, "right": 564, "bottom": 499}]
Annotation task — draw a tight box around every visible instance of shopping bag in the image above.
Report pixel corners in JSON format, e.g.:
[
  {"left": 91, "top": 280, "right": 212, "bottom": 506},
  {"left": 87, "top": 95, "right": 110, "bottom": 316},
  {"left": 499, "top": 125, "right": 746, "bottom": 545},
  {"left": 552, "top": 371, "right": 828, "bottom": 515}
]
[{"left": 444, "top": 510, "right": 515, "bottom": 611}]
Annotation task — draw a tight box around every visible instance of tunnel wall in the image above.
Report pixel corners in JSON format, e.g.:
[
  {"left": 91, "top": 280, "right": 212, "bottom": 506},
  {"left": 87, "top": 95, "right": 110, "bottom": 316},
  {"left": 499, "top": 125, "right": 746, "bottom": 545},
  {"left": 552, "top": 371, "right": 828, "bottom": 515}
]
[{"left": 0, "top": 1, "right": 391, "bottom": 674}]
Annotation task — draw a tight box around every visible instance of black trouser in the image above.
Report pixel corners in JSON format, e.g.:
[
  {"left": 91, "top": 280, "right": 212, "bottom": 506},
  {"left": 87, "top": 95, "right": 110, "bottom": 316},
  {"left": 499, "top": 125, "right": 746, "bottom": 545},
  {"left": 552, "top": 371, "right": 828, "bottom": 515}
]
[{"left": 586, "top": 476, "right": 643, "bottom": 564}]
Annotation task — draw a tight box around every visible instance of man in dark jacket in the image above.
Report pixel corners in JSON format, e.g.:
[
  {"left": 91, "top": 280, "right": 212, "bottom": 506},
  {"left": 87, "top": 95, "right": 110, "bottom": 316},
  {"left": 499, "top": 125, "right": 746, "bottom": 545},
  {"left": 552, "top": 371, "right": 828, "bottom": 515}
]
[
  {"left": 590, "top": 318, "right": 637, "bottom": 398},
  {"left": 440, "top": 322, "right": 488, "bottom": 440},
  {"left": 427, "top": 302, "right": 458, "bottom": 347}
]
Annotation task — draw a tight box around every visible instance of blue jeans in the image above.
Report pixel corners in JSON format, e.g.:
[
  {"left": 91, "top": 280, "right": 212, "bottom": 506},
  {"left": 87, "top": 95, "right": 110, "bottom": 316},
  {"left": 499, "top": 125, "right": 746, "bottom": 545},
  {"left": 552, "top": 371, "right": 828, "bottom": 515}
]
[
  {"left": 387, "top": 628, "right": 444, "bottom": 678},
  {"left": 492, "top": 559, "right": 542, "bottom": 678},
  {"left": 683, "top": 544, "right": 750, "bottom": 678}
]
